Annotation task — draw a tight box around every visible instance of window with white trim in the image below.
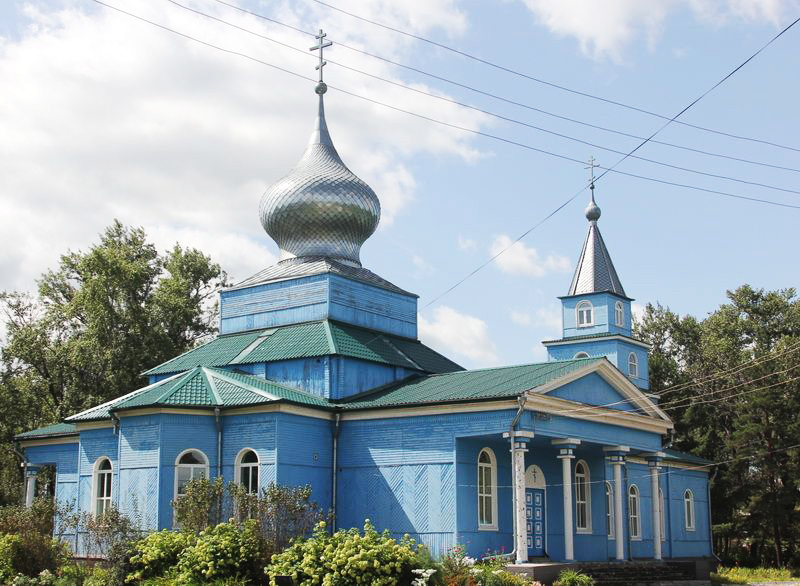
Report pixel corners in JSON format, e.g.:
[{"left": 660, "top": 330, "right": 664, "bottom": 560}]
[
  {"left": 93, "top": 458, "right": 113, "bottom": 517},
  {"left": 628, "top": 484, "right": 641, "bottom": 539},
  {"left": 684, "top": 489, "right": 695, "bottom": 531},
  {"left": 659, "top": 488, "right": 666, "bottom": 541},
  {"left": 628, "top": 352, "right": 639, "bottom": 378},
  {"left": 575, "top": 460, "right": 591, "bottom": 532},
  {"left": 573, "top": 352, "right": 589, "bottom": 359},
  {"left": 605, "top": 481, "right": 615, "bottom": 539},
  {"left": 576, "top": 301, "right": 594, "bottom": 327},
  {"left": 237, "top": 449, "right": 260, "bottom": 496},
  {"left": 615, "top": 301, "right": 624, "bottom": 327},
  {"left": 477, "top": 448, "right": 497, "bottom": 530},
  {"left": 175, "top": 450, "right": 209, "bottom": 501}
]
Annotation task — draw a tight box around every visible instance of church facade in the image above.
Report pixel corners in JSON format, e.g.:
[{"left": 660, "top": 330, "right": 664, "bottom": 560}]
[{"left": 16, "top": 77, "right": 712, "bottom": 565}]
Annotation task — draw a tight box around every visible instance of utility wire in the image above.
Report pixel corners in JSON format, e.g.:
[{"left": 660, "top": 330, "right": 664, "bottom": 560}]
[
  {"left": 310, "top": 0, "right": 800, "bottom": 154},
  {"left": 166, "top": 0, "right": 800, "bottom": 198},
  {"left": 90, "top": 0, "right": 800, "bottom": 214},
  {"left": 212, "top": 0, "right": 800, "bottom": 176}
]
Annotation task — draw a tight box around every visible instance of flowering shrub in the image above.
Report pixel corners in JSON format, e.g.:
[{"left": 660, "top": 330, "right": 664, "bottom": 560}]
[
  {"left": 266, "top": 519, "right": 419, "bottom": 586},
  {"left": 439, "top": 546, "right": 540, "bottom": 586},
  {"left": 176, "top": 520, "right": 268, "bottom": 584},
  {"left": 126, "top": 529, "right": 197, "bottom": 583}
]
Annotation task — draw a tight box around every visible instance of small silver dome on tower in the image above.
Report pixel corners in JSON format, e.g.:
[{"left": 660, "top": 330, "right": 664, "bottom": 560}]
[
  {"left": 259, "top": 30, "right": 380, "bottom": 267},
  {"left": 585, "top": 192, "right": 601, "bottom": 222}
]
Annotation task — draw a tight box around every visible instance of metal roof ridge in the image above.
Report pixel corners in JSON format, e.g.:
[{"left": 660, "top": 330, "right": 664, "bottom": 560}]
[
  {"left": 142, "top": 338, "right": 216, "bottom": 376},
  {"left": 202, "top": 367, "right": 224, "bottom": 405},
  {"left": 380, "top": 335, "right": 422, "bottom": 370},
  {"left": 333, "top": 372, "right": 425, "bottom": 404},
  {"left": 148, "top": 368, "right": 202, "bottom": 405},
  {"left": 205, "top": 368, "right": 280, "bottom": 402},
  {"left": 323, "top": 320, "right": 337, "bottom": 354}
]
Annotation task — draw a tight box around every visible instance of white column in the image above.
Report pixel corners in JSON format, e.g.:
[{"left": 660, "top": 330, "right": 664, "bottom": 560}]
[
  {"left": 25, "top": 475, "right": 36, "bottom": 508},
  {"left": 650, "top": 464, "right": 662, "bottom": 560},
  {"left": 514, "top": 442, "right": 528, "bottom": 564},
  {"left": 613, "top": 460, "right": 625, "bottom": 561},
  {"left": 559, "top": 451, "right": 575, "bottom": 560}
]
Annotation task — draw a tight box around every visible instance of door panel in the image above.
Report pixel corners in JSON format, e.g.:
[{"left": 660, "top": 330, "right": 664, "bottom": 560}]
[{"left": 526, "top": 488, "right": 545, "bottom": 557}]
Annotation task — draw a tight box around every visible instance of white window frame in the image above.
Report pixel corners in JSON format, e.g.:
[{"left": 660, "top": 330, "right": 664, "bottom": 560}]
[
  {"left": 477, "top": 448, "right": 498, "bottom": 531},
  {"left": 576, "top": 301, "right": 594, "bottom": 328},
  {"left": 684, "top": 489, "right": 695, "bottom": 531},
  {"left": 615, "top": 301, "right": 624, "bottom": 327},
  {"left": 628, "top": 484, "right": 641, "bottom": 540},
  {"left": 605, "top": 481, "right": 615, "bottom": 539},
  {"left": 235, "top": 448, "right": 260, "bottom": 496},
  {"left": 659, "top": 488, "right": 666, "bottom": 541},
  {"left": 174, "top": 449, "right": 209, "bottom": 502},
  {"left": 91, "top": 457, "right": 113, "bottom": 517},
  {"left": 575, "top": 460, "right": 592, "bottom": 533},
  {"left": 573, "top": 352, "right": 589, "bottom": 359},
  {"left": 628, "top": 352, "right": 639, "bottom": 378}
]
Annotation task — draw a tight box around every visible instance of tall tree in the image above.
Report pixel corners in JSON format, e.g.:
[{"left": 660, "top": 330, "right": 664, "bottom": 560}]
[{"left": 0, "top": 221, "right": 227, "bottom": 502}]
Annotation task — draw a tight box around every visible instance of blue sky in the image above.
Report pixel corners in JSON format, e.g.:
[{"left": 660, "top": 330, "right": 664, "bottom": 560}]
[{"left": 1, "top": 0, "right": 798, "bottom": 369}]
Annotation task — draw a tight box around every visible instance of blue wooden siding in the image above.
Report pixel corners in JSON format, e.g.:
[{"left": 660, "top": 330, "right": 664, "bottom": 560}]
[
  {"left": 547, "top": 372, "right": 637, "bottom": 412},
  {"left": 561, "top": 293, "right": 632, "bottom": 338},
  {"left": 276, "top": 413, "right": 332, "bottom": 510},
  {"left": 119, "top": 415, "right": 162, "bottom": 531},
  {"left": 220, "top": 274, "right": 417, "bottom": 337},
  {"left": 547, "top": 339, "right": 650, "bottom": 390}
]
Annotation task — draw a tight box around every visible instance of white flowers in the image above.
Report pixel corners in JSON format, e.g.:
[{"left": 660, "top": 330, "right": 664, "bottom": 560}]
[{"left": 411, "top": 568, "right": 437, "bottom": 586}]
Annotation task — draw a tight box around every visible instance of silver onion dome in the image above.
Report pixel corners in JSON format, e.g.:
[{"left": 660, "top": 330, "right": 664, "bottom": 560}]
[
  {"left": 585, "top": 191, "right": 601, "bottom": 222},
  {"left": 259, "top": 92, "right": 381, "bottom": 266}
]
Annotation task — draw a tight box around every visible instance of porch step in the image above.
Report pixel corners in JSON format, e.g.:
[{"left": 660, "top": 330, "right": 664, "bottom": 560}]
[{"left": 578, "top": 562, "right": 693, "bottom": 585}]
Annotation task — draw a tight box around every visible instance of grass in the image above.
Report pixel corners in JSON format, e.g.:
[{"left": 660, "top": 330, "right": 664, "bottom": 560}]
[{"left": 711, "top": 566, "right": 800, "bottom": 584}]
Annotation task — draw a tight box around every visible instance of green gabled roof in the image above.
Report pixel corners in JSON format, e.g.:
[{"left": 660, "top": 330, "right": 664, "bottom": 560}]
[
  {"left": 15, "top": 422, "right": 78, "bottom": 440},
  {"left": 143, "top": 320, "right": 463, "bottom": 376},
  {"left": 66, "top": 374, "right": 186, "bottom": 422},
  {"left": 339, "top": 357, "right": 603, "bottom": 409},
  {"left": 663, "top": 448, "right": 713, "bottom": 466},
  {"left": 112, "top": 366, "right": 332, "bottom": 412}
]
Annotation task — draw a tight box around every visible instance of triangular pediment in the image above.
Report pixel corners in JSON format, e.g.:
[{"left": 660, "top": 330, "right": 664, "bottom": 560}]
[{"left": 531, "top": 359, "right": 670, "bottom": 423}]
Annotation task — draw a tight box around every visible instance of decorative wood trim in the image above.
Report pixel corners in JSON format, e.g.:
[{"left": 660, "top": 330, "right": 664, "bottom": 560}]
[{"left": 18, "top": 437, "right": 79, "bottom": 447}]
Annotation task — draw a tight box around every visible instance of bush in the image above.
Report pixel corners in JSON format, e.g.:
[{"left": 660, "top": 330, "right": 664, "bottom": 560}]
[
  {"left": 126, "top": 530, "right": 197, "bottom": 583},
  {"left": 267, "top": 520, "right": 419, "bottom": 586},
  {"left": 0, "top": 532, "right": 70, "bottom": 581},
  {"left": 553, "top": 569, "right": 594, "bottom": 586},
  {"left": 0, "top": 498, "right": 58, "bottom": 536},
  {"left": 176, "top": 520, "right": 269, "bottom": 585}
]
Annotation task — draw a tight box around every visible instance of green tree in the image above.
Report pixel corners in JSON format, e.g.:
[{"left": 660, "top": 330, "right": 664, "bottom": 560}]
[
  {"left": 635, "top": 285, "right": 800, "bottom": 567},
  {"left": 0, "top": 221, "right": 227, "bottom": 502}
]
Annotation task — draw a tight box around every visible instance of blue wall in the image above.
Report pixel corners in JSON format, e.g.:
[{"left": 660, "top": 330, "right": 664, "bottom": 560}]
[
  {"left": 561, "top": 293, "right": 632, "bottom": 338},
  {"left": 547, "top": 372, "right": 637, "bottom": 412},
  {"left": 220, "top": 274, "right": 417, "bottom": 338}
]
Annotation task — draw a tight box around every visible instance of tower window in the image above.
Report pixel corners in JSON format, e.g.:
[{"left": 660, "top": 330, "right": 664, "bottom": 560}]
[
  {"left": 615, "top": 301, "right": 624, "bottom": 327},
  {"left": 576, "top": 301, "right": 594, "bottom": 327},
  {"left": 628, "top": 353, "right": 639, "bottom": 378},
  {"left": 573, "top": 352, "right": 589, "bottom": 359}
]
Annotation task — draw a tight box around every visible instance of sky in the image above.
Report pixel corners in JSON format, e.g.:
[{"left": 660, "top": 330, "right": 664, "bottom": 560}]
[{"left": 1, "top": 0, "right": 799, "bottom": 370}]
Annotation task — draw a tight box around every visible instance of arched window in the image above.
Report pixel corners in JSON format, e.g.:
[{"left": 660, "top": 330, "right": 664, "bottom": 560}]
[
  {"left": 573, "top": 352, "right": 589, "bottom": 359},
  {"left": 628, "top": 484, "right": 641, "bottom": 539},
  {"left": 684, "top": 489, "right": 695, "bottom": 531},
  {"left": 605, "top": 481, "right": 615, "bottom": 539},
  {"left": 93, "top": 458, "right": 113, "bottom": 517},
  {"left": 175, "top": 449, "right": 209, "bottom": 501},
  {"left": 575, "top": 460, "right": 591, "bottom": 532},
  {"left": 615, "top": 301, "right": 624, "bottom": 327},
  {"left": 477, "top": 448, "right": 497, "bottom": 530},
  {"left": 236, "top": 449, "right": 260, "bottom": 495},
  {"left": 628, "top": 353, "right": 639, "bottom": 378},
  {"left": 659, "top": 488, "right": 666, "bottom": 541},
  {"left": 576, "top": 301, "right": 594, "bottom": 327}
]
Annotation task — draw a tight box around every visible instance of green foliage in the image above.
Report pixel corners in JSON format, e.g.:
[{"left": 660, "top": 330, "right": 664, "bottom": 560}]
[
  {"left": 176, "top": 521, "right": 268, "bottom": 585},
  {"left": 435, "top": 546, "right": 538, "bottom": 586},
  {"left": 126, "top": 530, "right": 197, "bottom": 584},
  {"left": 0, "top": 532, "right": 70, "bottom": 581},
  {"left": 173, "top": 476, "right": 232, "bottom": 533},
  {"left": 635, "top": 285, "right": 800, "bottom": 567},
  {"left": 0, "top": 498, "right": 58, "bottom": 536},
  {"left": 266, "top": 520, "right": 419, "bottom": 586},
  {"left": 0, "top": 222, "right": 227, "bottom": 504},
  {"left": 711, "top": 566, "right": 799, "bottom": 584},
  {"left": 552, "top": 569, "right": 595, "bottom": 586}
]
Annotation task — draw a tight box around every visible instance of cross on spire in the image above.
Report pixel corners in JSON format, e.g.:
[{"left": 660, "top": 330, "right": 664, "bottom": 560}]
[
  {"left": 585, "top": 156, "right": 598, "bottom": 195},
  {"left": 310, "top": 29, "right": 332, "bottom": 86}
]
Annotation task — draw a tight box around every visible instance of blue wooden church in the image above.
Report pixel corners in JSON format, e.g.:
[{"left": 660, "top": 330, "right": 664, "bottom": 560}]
[{"left": 16, "top": 67, "right": 713, "bottom": 567}]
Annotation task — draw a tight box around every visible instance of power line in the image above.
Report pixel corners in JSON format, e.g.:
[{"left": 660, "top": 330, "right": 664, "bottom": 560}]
[
  {"left": 310, "top": 0, "right": 800, "bottom": 154},
  {"left": 165, "top": 0, "right": 800, "bottom": 198},
  {"left": 91, "top": 0, "right": 800, "bottom": 214},
  {"left": 211, "top": 0, "right": 800, "bottom": 176}
]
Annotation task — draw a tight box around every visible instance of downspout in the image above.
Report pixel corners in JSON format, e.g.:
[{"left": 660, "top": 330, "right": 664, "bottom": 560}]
[
  {"left": 331, "top": 412, "right": 341, "bottom": 532},
  {"left": 624, "top": 464, "right": 632, "bottom": 560},
  {"left": 111, "top": 414, "right": 121, "bottom": 509},
  {"left": 495, "top": 394, "right": 527, "bottom": 562},
  {"left": 11, "top": 443, "right": 28, "bottom": 506},
  {"left": 708, "top": 466, "right": 720, "bottom": 562},
  {"left": 214, "top": 408, "right": 222, "bottom": 477}
]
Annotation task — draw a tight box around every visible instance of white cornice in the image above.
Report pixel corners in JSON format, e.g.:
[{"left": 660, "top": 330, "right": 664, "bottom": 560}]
[
  {"left": 19, "top": 437, "right": 79, "bottom": 447},
  {"left": 543, "top": 335, "right": 650, "bottom": 350}
]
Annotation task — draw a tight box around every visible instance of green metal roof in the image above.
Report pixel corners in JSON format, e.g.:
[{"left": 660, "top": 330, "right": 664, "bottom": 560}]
[
  {"left": 663, "top": 448, "right": 713, "bottom": 466},
  {"left": 339, "top": 357, "right": 603, "bottom": 409},
  {"left": 143, "top": 320, "right": 462, "bottom": 376},
  {"left": 15, "top": 422, "right": 78, "bottom": 440},
  {"left": 66, "top": 374, "right": 185, "bottom": 421}
]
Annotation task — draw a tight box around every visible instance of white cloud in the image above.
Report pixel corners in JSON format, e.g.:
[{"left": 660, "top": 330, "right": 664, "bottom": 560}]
[
  {"left": 0, "top": 1, "right": 489, "bottom": 293},
  {"left": 510, "top": 309, "right": 532, "bottom": 326},
  {"left": 509, "top": 304, "right": 562, "bottom": 334},
  {"left": 457, "top": 235, "right": 477, "bottom": 251},
  {"left": 520, "top": 0, "right": 797, "bottom": 61},
  {"left": 418, "top": 305, "right": 499, "bottom": 366},
  {"left": 411, "top": 254, "right": 435, "bottom": 278},
  {"left": 490, "top": 235, "right": 571, "bottom": 277}
]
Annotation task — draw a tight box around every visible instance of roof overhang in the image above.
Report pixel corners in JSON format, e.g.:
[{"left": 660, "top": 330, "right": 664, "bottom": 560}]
[{"left": 542, "top": 335, "right": 650, "bottom": 349}]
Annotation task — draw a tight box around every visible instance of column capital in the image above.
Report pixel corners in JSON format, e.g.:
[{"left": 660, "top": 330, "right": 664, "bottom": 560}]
[
  {"left": 551, "top": 438, "right": 580, "bottom": 449},
  {"left": 644, "top": 451, "right": 666, "bottom": 467},
  {"left": 503, "top": 430, "right": 535, "bottom": 441},
  {"left": 603, "top": 445, "right": 630, "bottom": 462}
]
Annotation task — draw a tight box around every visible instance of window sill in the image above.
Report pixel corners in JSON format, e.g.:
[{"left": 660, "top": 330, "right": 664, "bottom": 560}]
[
  {"left": 576, "top": 528, "right": 592, "bottom": 534},
  {"left": 478, "top": 525, "right": 498, "bottom": 532}
]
